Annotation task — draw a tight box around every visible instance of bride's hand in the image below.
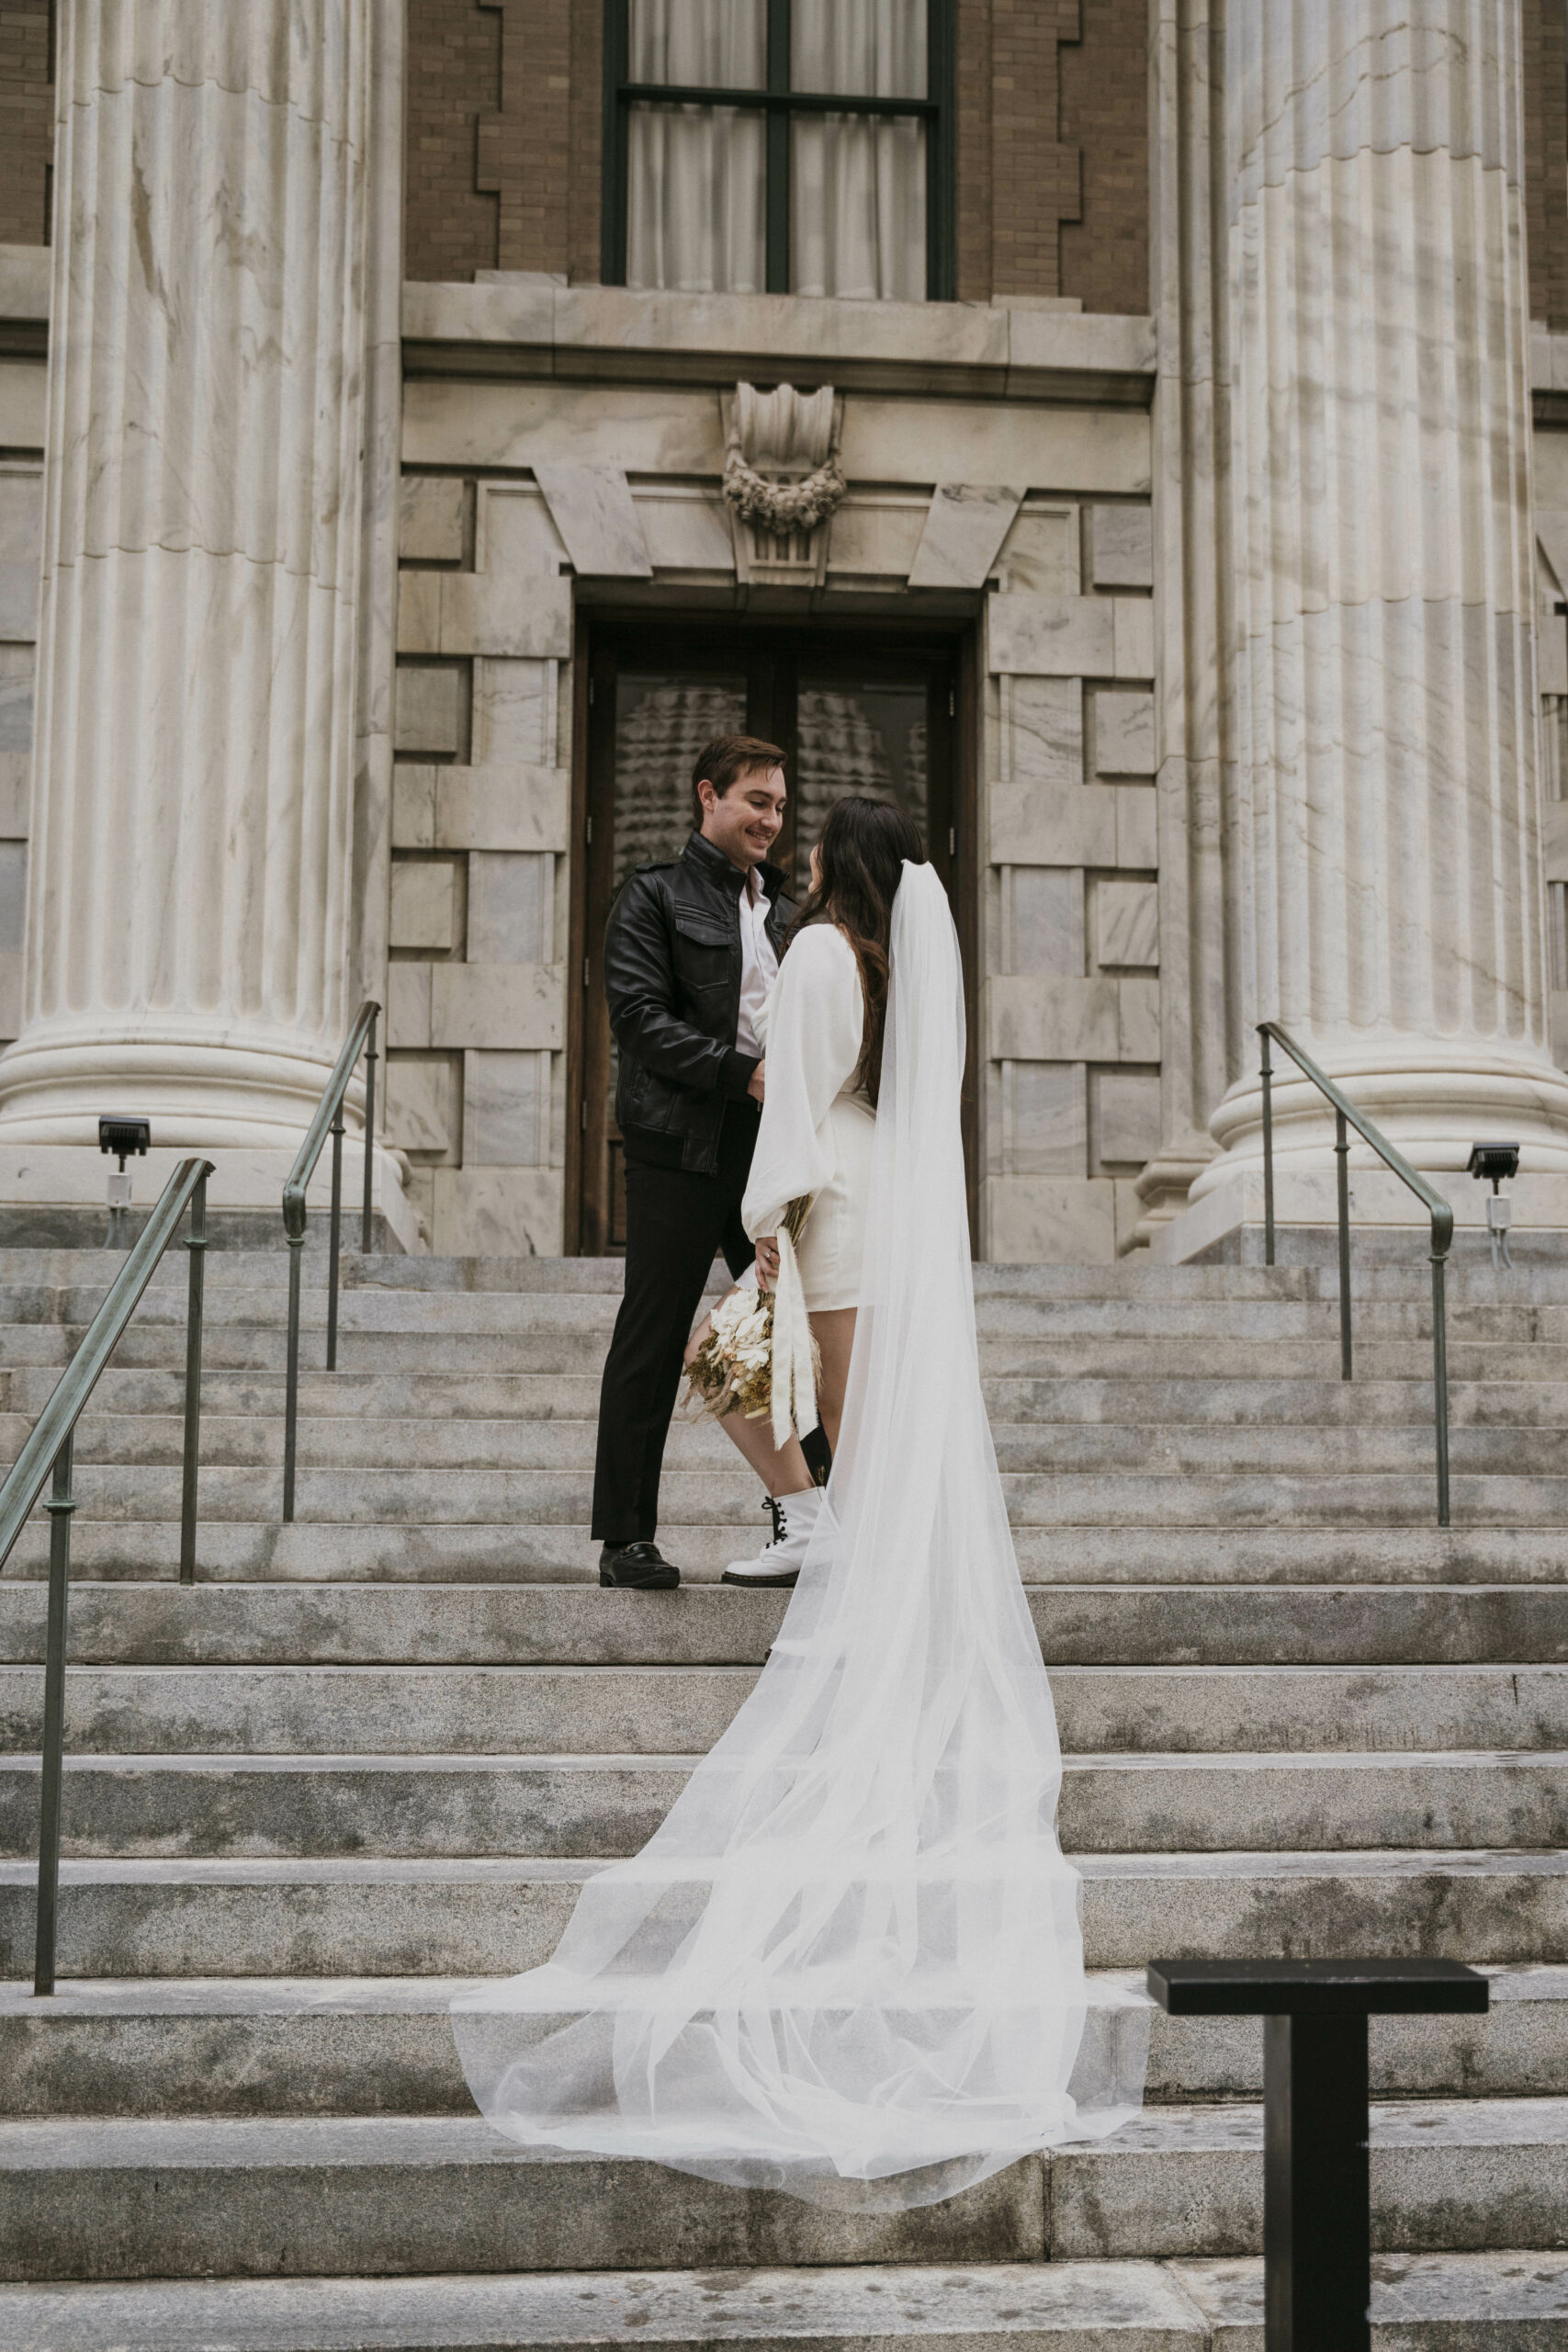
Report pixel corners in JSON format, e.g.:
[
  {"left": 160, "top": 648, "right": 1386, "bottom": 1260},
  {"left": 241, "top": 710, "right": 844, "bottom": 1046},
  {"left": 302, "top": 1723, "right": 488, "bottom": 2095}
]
[{"left": 755, "top": 1236, "right": 780, "bottom": 1288}]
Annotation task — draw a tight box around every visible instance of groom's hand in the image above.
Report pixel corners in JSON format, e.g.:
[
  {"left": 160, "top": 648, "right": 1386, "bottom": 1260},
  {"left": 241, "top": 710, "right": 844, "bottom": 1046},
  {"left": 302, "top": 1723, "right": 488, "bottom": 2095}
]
[{"left": 747, "top": 1059, "right": 766, "bottom": 1103}]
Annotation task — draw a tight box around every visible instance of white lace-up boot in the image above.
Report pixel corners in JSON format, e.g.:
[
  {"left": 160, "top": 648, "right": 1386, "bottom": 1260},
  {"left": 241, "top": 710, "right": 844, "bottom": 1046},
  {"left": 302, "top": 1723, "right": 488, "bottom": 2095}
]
[{"left": 720, "top": 1483, "right": 824, "bottom": 1589}]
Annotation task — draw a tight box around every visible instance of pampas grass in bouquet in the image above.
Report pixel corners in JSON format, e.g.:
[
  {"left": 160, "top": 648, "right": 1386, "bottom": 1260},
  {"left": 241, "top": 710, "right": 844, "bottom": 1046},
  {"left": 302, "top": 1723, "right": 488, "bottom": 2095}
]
[{"left": 684, "top": 1195, "right": 819, "bottom": 1444}]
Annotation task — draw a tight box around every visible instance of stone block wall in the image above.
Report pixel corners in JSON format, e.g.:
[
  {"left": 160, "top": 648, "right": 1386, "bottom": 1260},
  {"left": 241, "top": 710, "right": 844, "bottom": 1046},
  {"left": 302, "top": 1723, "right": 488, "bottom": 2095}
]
[
  {"left": 983, "top": 496, "right": 1156, "bottom": 1260},
  {"left": 389, "top": 475, "right": 570, "bottom": 1254}
]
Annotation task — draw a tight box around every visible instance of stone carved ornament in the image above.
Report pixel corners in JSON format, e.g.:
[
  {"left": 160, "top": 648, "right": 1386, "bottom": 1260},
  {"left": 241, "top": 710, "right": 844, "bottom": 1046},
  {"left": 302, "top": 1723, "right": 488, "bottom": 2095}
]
[{"left": 723, "top": 382, "right": 846, "bottom": 538}]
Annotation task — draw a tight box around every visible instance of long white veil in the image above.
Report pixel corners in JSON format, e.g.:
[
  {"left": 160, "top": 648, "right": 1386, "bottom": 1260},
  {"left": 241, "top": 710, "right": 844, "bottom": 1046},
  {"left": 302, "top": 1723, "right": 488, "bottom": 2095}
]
[{"left": 452, "top": 860, "right": 1148, "bottom": 2208}]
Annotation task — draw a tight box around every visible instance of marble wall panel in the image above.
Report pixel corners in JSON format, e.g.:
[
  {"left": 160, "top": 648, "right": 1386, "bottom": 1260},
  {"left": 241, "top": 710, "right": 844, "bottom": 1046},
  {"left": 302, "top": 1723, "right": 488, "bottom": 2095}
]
[
  {"left": 1095, "top": 1069, "right": 1162, "bottom": 1168},
  {"left": 0, "top": 948, "right": 19, "bottom": 1037},
  {"left": 988, "top": 782, "right": 1116, "bottom": 869},
  {"left": 1087, "top": 504, "right": 1154, "bottom": 590},
  {"left": 432, "top": 1164, "right": 564, "bottom": 1255},
  {"left": 1111, "top": 598, "right": 1155, "bottom": 679},
  {"left": 1114, "top": 786, "right": 1157, "bottom": 868},
  {"left": 393, "top": 763, "right": 570, "bottom": 854},
  {"left": 396, "top": 571, "right": 442, "bottom": 653},
  {"left": 826, "top": 495, "right": 928, "bottom": 579},
  {"left": 463, "top": 1048, "right": 550, "bottom": 1166},
  {"left": 0, "top": 469, "right": 42, "bottom": 640},
  {"left": 1002, "top": 676, "right": 1083, "bottom": 787},
  {"left": 1009, "top": 866, "right": 1085, "bottom": 977},
  {"left": 399, "top": 477, "right": 466, "bottom": 563},
  {"left": 0, "top": 646, "right": 34, "bottom": 755},
  {"left": 986, "top": 975, "right": 1121, "bottom": 1061},
  {"left": 1094, "top": 689, "right": 1156, "bottom": 775},
  {"left": 393, "top": 667, "right": 464, "bottom": 756},
  {"left": 0, "top": 752, "right": 28, "bottom": 835},
  {"left": 472, "top": 659, "right": 557, "bottom": 767},
  {"left": 989, "top": 595, "right": 1115, "bottom": 678},
  {"left": 1095, "top": 878, "right": 1159, "bottom": 970},
  {"left": 837, "top": 401, "right": 1150, "bottom": 494},
  {"left": 985, "top": 1173, "right": 1117, "bottom": 1263},
  {"left": 997, "top": 505, "right": 1079, "bottom": 596},
  {"left": 477, "top": 485, "right": 568, "bottom": 577},
  {"left": 429, "top": 961, "right": 563, "bottom": 1051},
  {"left": 0, "top": 840, "right": 26, "bottom": 953},
  {"left": 1118, "top": 978, "right": 1161, "bottom": 1062},
  {"left": 384, "top": 1057, "right": 454, "bottom": 1153},
  {"left": 533, "top": 463, "right": 651, "bottom": 578},
  {"left": 437, "top": 572, "right": 571, "bottom": 660},
  {"left": 0, "top": 360, "right": 44, "bottom": 449},
  {"left": 387, "top": 962, "right": 433, "bottom": 1049},
  {"left": 389, "top": 861, "right": 458, "bottom": 953},
  {"left": 907, "top": 485, "right": 1024, "bottom": 589},
  {"left": 633, "top": 487, "right": 735, "bottom": 573},
  {"left": 1004, "top": 1060, "right": 1089, "bottom": 1175},
  {"left": 404, "top": 381, "right": 725, "bottom": 477},
  {"left": 468, "top": 852, "right": 553, "bottom": 964}
]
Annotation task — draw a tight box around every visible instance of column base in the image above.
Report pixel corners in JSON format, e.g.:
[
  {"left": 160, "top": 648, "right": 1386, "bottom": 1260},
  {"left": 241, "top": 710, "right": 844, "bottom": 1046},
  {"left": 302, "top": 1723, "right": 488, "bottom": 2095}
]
[{"left": 0, "top": 1142, "right": 424, "bottom": 1254}]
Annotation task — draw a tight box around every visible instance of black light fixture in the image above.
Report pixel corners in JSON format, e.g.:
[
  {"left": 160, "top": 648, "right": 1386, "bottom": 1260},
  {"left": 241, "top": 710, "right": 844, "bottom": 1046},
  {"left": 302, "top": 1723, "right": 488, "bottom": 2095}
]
[
  {"left": 1468, "top": 1142, "right": 1519, "bottom": 1271},
  {"left": 98, "top": 1115, "right": 151, "bottom": 1249},
  {"left": 98, "top": 1114, "right": 151, "bottom": 1171}
]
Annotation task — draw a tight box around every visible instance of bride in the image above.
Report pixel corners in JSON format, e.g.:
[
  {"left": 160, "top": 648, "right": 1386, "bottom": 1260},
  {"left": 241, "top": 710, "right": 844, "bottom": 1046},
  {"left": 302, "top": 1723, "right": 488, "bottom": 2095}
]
[{"left": 452, "top": 797, "right": 1146, "bottom": 2209}]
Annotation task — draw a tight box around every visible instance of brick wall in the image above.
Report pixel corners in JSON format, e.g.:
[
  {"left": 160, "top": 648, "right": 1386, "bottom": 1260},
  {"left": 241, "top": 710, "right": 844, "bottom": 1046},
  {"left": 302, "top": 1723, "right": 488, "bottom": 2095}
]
[
  {"left": 405, "top": 0, "right": 501, "bottom": 282},
  {"left": 0, "top": 3, "right": 52, "bottom": 248},
  {"left": 1059, "top": 0, "right": 1149, "bottom": 317},
  {"left": 1524, "top": 0, "right": 1568, "bottom": 331},
  {"left": 405, "top": 0, "right": 1148, "bottom": 307}
]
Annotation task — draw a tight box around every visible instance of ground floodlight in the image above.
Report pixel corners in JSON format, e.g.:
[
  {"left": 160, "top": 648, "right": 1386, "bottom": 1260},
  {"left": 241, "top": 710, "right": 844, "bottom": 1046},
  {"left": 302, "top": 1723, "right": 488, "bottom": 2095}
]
[{"left": 1468, "top": 1143, "right": 1519, "bottom": 1272}]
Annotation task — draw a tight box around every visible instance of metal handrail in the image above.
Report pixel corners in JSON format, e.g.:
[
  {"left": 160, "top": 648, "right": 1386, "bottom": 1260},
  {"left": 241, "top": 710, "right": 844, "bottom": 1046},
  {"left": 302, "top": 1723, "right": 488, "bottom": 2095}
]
[
  {"left": 1258, "top": 1022, "right": 1454, "bottom": 1526},
  {"left": 0, "top": 1155, "right": 214, "bottom": 1995},
  {"left": 282, "top": 1001, "right": 379, "bottom": 1521}
]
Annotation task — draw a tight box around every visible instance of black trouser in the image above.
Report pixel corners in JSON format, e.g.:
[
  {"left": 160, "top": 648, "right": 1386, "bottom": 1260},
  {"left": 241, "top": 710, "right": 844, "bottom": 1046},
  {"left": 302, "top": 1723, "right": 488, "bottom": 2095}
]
[{"left": 591, "top": 1102, "right": 760, "bottom": 1547}]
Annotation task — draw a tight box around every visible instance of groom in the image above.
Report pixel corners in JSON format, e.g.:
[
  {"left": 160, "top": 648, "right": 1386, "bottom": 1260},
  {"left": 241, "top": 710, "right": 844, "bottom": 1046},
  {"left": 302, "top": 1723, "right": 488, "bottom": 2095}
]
[{"left": 592, "top": 736, "right": 795, "bottom": 1589}]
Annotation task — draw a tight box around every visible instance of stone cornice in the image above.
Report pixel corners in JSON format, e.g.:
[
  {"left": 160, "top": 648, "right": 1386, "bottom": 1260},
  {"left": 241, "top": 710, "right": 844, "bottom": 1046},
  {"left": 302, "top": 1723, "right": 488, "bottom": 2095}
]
[{"left": 401, "top": 280, "right": 1157, "bottom": 407}]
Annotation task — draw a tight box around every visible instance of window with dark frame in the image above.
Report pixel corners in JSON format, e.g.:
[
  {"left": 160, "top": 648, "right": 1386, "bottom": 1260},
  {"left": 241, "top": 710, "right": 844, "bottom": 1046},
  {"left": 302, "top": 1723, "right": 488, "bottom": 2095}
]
[{"left": 602, "top": 0, "right": 955, "bottom": 302}]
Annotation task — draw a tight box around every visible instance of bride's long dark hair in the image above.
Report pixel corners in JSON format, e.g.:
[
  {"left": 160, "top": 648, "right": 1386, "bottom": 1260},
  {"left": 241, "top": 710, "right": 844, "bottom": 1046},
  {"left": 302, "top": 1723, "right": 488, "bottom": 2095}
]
[{"left": 787, "top": 795, "right": 926, "bottom": 1107}]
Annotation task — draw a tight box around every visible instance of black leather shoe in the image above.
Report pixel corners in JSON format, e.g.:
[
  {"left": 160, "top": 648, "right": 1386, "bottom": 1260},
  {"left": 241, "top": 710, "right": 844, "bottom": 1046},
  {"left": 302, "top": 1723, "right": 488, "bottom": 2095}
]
[{"left": 599, "top": 1541, "right": 681, "bottom": 1589}]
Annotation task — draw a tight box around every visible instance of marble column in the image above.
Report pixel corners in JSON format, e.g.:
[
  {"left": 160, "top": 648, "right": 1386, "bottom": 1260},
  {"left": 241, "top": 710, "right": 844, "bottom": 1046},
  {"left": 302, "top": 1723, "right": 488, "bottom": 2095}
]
[
  {"left": 1190, "top": 0, "right": 1568, "bottom": 1211},
  {"left": 0, "top": 2, "right": 377, "bottom": 1157}
]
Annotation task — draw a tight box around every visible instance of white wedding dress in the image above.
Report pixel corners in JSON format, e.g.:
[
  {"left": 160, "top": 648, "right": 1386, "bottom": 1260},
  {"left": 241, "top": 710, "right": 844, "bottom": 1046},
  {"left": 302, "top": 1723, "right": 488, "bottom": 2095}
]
[{"left": 452, "top": 861, "right": 1147, "bottom": 2208}]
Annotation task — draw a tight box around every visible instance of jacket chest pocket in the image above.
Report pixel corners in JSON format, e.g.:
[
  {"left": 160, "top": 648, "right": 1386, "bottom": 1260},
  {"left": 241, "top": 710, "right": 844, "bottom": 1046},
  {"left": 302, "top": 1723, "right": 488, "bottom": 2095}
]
[{"left": 673, "top": 914, "right": 735, "bottom": 996}]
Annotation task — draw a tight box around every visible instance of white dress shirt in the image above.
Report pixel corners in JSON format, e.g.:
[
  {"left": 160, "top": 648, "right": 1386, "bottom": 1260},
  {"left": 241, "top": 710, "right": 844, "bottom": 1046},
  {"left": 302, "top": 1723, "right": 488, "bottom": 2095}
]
[{"left": 736, "top": 871, "right": 779, "bottom": 1059}]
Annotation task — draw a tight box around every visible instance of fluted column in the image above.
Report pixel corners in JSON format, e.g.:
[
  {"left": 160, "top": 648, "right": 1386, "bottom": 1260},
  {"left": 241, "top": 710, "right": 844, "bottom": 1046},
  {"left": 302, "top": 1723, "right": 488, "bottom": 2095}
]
[
  {"left": 1191, "top": 0, "right": 1568, "bottom": 1206},
  {"left": 0, "top": 2, "right": 373, "bottom": 1151}
]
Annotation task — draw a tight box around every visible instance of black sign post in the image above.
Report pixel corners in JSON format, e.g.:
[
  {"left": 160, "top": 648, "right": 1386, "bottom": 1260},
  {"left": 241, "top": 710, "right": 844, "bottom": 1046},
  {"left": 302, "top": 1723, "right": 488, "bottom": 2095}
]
[{"left": 1147, "top": 1959, "right": 1489, "bottom": 2351}]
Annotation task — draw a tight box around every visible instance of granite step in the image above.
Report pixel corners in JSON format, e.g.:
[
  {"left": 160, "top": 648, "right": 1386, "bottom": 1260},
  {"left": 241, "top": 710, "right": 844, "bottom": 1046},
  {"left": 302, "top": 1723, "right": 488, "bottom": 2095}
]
[
  {"left": 2, "top": 2098, "right": 1563, "bottom": 2279},
  {"left": 3, "top": 1662, "right": 1565, "bottom": 1759},
  {"left": 4, "top": 1577, "right": 1566, "bottom": 1668},
  {"left": 6, "top": 1521, "right": 1568, "bottom": 1585},
  {"left": 0, "top": 2254, "right": 1562, "bottom": 2352},
  {"left": 3, "top": 1848, "right": 1562, "bottom": 1977},
  {"left": 17, "top": 1462, "right": 1566, "bottom": 1530},
  {"left": 24, "top": 1409, "right": 1568, "bottom": 1477},
  {"left": 1, "top": 1748, "right": 1562, "bottom": 1860},
  {"left": 3, "top": 1968, "right": 1562, "bottom": 2117},
  {"left": 12, "top": 1363, "right": 1568, "bottom": 1429}
]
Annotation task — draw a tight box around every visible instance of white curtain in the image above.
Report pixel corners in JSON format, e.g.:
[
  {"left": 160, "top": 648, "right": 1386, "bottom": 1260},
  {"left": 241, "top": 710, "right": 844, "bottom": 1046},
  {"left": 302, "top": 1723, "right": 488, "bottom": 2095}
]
[
  {"left": 624, "top": 0, "right": 926, "bottom": 303},
  {"left": 792, "top": 0, "right": 926, "bottom": 300},
  {"left": 626, "top": 0, "right": 766, "bottom": 293}
]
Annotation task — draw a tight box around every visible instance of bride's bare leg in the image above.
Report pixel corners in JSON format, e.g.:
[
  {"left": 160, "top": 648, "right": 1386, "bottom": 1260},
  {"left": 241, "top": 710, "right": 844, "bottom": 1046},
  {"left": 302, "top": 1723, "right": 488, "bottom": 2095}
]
[
  {"left": 684, "top": 1308, "right": 812, "bottom": 1493},
  {"left": 807, "top": 1308, "right": 857, "bottom": 1453}
]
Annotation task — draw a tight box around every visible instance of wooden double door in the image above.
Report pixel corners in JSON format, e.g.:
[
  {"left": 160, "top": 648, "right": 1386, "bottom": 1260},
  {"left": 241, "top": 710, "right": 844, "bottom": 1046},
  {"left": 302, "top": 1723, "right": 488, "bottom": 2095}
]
[{"left": 569, "top": 618, "right": 973, "bottom": 1255}]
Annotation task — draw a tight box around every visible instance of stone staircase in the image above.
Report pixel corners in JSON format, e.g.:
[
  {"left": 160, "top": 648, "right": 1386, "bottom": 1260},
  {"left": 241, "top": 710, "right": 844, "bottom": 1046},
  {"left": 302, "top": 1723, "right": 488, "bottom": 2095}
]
[{"left": 0, "top": 1239, "right": 1564, "bottom": 2347}]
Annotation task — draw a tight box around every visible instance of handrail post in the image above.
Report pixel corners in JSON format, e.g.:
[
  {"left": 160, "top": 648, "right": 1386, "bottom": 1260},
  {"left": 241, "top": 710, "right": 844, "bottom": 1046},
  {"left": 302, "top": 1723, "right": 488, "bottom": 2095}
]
[
  {"left": 361, "top": 1005, "right": 378, "bottom": 1253},
  {"left": 326, "top": 1106, "right": 344, "bottom": 1374},
  {"left": 1335, "top": 1107, "right": 1353, "bottom": 1380},
  {"left": 178, "top": 1173, "right": 207, "bottom": 1586},
  {"left": 1431, "top": 1219, "right": 1452, "bottom": 1530},
  {"left": 33, "top": 1434, "right": 75, "bottom": 1996},
  {"left": 1259, "top": 1026, "right": 1275, "bottom": 1266},
  {"left": 283, "top": 1234, "right": 304, "bottom": 1523}
]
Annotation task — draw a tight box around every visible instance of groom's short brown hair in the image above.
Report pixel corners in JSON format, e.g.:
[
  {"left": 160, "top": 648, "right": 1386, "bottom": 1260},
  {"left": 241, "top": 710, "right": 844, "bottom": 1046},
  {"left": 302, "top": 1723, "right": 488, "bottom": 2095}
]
[{"left": 691, "top": 734, "right": 786, "bottom": 826}]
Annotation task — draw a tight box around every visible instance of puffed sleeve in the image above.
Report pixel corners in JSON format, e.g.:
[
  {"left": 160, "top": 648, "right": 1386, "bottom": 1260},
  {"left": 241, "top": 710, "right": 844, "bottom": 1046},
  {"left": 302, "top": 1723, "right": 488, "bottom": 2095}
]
[{"left": 742, "top": 923, "right": 865, "bottom": 1239}]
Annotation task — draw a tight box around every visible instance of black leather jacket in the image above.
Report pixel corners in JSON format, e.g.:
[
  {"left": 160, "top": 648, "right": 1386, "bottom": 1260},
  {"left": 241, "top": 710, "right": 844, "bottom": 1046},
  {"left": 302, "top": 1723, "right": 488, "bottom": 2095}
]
[{"left": 606, "top": 830, "right": 795, "bottom": 1174}]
